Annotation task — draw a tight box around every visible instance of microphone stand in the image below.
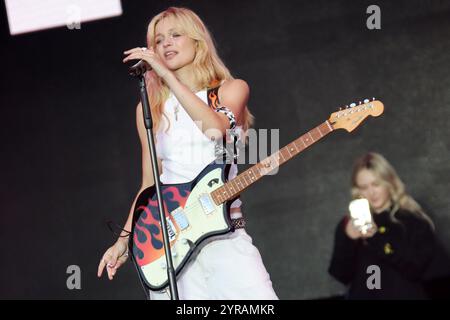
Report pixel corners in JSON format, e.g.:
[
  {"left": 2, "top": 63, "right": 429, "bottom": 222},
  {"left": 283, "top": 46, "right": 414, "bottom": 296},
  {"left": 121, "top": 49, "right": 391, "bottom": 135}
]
[{"left": 129, "top": 64, "right": 179, "bottom": 300}]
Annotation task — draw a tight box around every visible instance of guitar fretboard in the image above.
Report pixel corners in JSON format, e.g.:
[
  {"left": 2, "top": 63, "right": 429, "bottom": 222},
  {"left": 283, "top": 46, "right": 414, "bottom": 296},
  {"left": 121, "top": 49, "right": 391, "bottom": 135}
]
[{"left": 211, "top": 121, "right": 334, "bottom": 205}]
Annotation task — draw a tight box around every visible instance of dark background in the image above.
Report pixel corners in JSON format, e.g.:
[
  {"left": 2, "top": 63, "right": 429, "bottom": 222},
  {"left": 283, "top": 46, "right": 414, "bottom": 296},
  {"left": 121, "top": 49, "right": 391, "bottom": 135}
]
[{"left": 1, "top": 0, "right": 449, "bottom": 299}]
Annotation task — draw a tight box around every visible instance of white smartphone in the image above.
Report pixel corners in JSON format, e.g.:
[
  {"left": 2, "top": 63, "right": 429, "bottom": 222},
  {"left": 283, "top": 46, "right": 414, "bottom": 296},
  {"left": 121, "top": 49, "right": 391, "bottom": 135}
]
[{"left": 349, "top": 198, "right": 373, "bottom": 234}]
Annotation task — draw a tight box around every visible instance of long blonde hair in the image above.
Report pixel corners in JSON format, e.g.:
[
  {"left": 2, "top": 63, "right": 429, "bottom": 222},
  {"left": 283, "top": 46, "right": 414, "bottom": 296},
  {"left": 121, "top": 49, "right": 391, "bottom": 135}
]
[
  {"left": 144, "top": 7, "right": 254, "bottom": 135},
  {"left": 351, "top": 152, "right": 434, "bottom": 228}
]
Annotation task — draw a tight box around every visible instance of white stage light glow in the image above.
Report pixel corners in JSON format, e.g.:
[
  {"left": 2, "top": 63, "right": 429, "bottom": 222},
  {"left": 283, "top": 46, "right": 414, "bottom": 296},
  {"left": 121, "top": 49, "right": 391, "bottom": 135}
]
[{"left": 5, "top": 0, "right": 122, "bottom": 35}]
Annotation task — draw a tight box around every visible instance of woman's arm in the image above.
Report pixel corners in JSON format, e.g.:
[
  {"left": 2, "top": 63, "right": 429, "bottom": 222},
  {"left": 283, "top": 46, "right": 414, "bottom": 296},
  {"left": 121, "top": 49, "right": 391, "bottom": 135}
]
[
  {"left": 98, "top": 103, "right": 163, "bottom": 280},
  {"left": 164, "top": 73, "right": 249, "bottom": 140},
  {"left": 119, "top": 103, "right": 162, "bottom": 241},
  {"left": 119, "top": 102, "right": 163, "bottom": 240}
]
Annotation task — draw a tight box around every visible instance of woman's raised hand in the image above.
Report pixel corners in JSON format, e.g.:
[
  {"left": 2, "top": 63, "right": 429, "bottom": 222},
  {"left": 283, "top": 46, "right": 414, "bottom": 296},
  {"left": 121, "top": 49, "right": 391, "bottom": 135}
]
[{"left": 123, "top": 47, "right": 170, "bottom": 78}]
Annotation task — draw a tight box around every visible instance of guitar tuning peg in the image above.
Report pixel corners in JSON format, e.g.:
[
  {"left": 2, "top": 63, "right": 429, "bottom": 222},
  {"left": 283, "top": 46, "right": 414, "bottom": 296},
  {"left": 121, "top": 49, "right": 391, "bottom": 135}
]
[
  {"left": 364, "top": 99, "right": 369, "bottom": 103},
  {"left": 350, "top": 103, "right": 356, "bottom": 108}
]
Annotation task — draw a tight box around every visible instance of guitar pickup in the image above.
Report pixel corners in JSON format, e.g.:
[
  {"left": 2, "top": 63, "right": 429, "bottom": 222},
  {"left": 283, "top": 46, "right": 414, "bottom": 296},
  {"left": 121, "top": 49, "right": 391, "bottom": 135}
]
[
  {"left": 171, "top": 207, "right": 189, "bottom": 230},
  {"left": 199, "top": 193, "right": 215, "bottom": 215}
]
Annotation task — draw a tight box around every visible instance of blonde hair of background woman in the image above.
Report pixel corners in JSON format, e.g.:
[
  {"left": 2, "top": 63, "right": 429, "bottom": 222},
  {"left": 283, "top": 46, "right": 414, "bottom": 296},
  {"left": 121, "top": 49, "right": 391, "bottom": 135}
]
[
  {"left": 144, "top": 7, "right": 254, "bottom": 137},
  {"left": 351, "top": 152, "right": 434, "bottom": 229}
]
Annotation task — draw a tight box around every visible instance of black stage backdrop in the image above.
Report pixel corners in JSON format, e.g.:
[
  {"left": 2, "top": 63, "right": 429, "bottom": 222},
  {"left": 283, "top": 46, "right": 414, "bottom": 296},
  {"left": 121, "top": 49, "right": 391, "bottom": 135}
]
[{"left": 0, "top": 0, "right": 449, "bottom": 299}]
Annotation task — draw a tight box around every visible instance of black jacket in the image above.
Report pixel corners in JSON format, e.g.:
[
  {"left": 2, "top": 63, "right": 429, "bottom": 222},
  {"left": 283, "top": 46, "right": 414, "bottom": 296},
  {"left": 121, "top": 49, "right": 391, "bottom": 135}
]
[{"left": 328, "top": 208, "right": 435, "bottom": 299}]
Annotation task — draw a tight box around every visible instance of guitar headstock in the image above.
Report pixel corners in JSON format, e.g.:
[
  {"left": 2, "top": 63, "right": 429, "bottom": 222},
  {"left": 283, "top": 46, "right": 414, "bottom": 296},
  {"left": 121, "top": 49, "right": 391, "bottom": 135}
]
[{"left": 329, "top": 98, "right": 384, "bottom": 132}]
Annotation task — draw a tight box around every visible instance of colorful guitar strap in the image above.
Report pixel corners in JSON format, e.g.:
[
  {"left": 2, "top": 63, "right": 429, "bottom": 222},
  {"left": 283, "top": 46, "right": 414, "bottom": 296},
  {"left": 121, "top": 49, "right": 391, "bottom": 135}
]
[
  {"left": 207, "top": 85, "right": 238, "bottom": 164},
  {"left": 207, "top": 85, "right": 241, "bottom": 207}
]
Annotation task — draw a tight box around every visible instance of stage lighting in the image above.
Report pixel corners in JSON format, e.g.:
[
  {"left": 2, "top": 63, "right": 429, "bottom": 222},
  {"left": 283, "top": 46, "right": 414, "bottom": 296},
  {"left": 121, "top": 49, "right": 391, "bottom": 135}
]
[{"left": 5, "top": 0, "right": 122, "bottom": 35}]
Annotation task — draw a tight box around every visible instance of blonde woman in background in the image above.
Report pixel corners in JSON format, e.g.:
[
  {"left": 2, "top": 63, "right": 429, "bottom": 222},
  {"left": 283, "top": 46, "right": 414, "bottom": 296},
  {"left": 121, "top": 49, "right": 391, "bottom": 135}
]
[{"left": 328, "top": 152, "right": 435, "bottom": 299}]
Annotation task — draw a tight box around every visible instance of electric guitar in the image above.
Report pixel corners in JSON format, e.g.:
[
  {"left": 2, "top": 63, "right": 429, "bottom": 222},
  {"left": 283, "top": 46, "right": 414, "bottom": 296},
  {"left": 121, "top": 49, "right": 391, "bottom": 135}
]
[{"left": 129, "top": 99, "right": 384, "bottom": 291}]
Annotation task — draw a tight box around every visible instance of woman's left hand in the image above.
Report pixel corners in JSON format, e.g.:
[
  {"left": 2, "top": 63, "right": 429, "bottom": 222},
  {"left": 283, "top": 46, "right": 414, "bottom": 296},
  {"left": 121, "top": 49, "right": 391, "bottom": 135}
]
[
  {"left": 361, "top": 222, "right": 378, "bottom": 239},
  {"left": 123, "top": 47, "right": 171, "bottom": 78}
]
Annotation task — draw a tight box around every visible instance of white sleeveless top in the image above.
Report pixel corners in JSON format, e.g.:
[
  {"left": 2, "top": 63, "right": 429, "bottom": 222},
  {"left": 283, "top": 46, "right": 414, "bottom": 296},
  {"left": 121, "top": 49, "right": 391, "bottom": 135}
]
[{"left": 155, "top": 89, "right": 242, "bottom": 210}]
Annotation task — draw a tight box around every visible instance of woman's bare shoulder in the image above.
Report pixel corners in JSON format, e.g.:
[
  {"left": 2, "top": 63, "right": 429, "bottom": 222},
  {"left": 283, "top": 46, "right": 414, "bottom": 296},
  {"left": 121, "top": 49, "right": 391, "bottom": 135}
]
[
  {"left": 218, "top": 79, "right": 249, "bottom": 109},
  {"left": 220, "top": 79, "right": 249, "bottom": 96}
]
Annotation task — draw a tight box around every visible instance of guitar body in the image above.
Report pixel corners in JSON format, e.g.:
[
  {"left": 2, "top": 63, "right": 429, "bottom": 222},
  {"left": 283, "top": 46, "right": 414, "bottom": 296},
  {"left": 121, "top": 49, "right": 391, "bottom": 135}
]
[{"left": 128, "top": 161, "right": 235, "bottom": 291}]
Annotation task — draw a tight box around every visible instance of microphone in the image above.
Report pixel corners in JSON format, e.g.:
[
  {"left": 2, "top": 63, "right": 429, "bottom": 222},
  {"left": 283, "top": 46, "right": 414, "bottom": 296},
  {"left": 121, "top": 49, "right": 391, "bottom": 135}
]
[{"left": 129, "top": 60, "right": 151, "bottom": 77}]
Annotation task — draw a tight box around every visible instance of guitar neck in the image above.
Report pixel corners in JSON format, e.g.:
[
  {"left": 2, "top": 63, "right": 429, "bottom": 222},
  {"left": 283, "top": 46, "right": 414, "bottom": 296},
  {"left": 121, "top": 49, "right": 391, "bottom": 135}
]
[{"left": 211, "top": 120, "right": 334, "bottom": 205}]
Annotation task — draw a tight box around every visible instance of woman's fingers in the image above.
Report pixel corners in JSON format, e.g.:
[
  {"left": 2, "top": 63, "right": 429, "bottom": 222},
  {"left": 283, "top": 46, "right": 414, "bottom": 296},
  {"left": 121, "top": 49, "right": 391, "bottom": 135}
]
[
  {"left": 123, "top": 51, "right": 156, "bottom": 62},
  {"left": 124, "top": 47, "right": 145, "bottom": 54},
  {"left": 98, "top": 249, "right": 119, "bottom": 279},
  {"left": 108, "top": 253, "right": 119, "bottom": 269},
  {"left": 108, "top": 266, "right": 115, "bottom": 280},
  {"left": 98, "top": 250, "right": 113, "bottom": 277},
  {"left": 107, "top": 256, "right": 127, "bottom": 280},
  {"left": 97, "top": 258, "right": 106, "bottom": 277},
  {"left": 106, "top": 258, "right": 117, "bottom": 280},
  {"left": 112, "top": 255, "right": 128, "bottom": 273},
  {"left": 361, "top": 226, "right": 376, "bottom": 238},
  {"left": 122, "top": 46, "right": 168, "bottom": 77},
  {"left": 123, "top": 52, "right": 148, "bottom": 63},
  {"left": 124, "top": 47, "right": 153, "bottom": 55},
  {"left": 98, "top": 242, "right": 130, "bottom": 280},
  {"left": 123, "top": 53, "right": 142, "bottom": 63}
]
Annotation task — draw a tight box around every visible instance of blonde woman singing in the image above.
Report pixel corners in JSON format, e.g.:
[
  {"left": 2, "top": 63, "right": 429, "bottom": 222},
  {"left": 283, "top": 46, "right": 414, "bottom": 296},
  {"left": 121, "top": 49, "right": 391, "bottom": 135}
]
[{"left": 98, "top": 7, "right": 278, "bottom": 300}]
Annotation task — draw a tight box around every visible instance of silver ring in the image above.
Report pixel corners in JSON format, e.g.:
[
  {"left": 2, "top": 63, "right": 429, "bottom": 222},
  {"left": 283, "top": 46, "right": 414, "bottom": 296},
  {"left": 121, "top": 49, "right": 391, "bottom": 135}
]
[{"left": 141, "top": 47, "right": 147, "bottom": 52}]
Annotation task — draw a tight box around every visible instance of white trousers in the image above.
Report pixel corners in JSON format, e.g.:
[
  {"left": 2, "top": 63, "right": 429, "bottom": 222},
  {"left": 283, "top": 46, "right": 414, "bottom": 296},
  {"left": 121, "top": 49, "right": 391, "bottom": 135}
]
[{"left": 148, "top": 228, "right": 278, "bottom": 300}]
